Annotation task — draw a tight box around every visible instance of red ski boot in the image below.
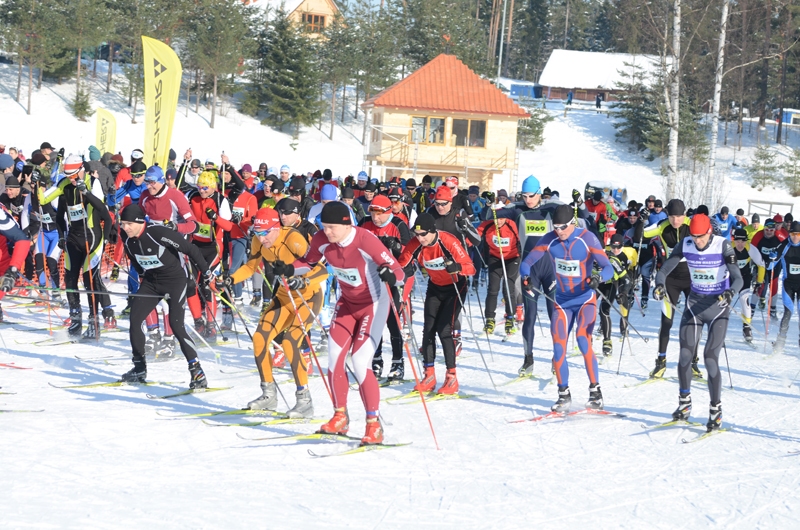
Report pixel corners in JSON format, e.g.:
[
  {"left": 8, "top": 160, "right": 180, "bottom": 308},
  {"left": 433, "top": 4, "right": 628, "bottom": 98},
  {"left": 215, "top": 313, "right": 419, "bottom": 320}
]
[
  {"left": 317, "top": 408, "right": 349, "bottom": 435},
  {"left": 437, "top": 368, "right": 459, "bottom": 395},
  {"left": 414, "top": 366, "right": 436, "bottom": 393},
  {"left": 361, "top": 416, "right": 384, "bottom": 445}
]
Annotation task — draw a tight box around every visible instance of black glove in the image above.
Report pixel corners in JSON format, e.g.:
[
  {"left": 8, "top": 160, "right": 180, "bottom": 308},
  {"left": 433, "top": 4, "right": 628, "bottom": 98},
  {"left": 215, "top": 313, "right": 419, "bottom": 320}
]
[
  {"left": 378, "top": 265, "right": 396, "bottom": 286},
  {"left": 272, "top": 260, "right": 294, "bottom": 278},
  {"left": 753, "top": 282, "right": 763, "bottom": 294},
  {"left": 639, "top": 209, "right": 650, "bottom": 222},
  {"left": 586, "top": 274, "right": 600, "bottom": 290},
  {"left": 718, "top": 289, "right": 735, "bottom": 307},
  {"left": 379, "top": 236, "right": 402, "bottom": 255},
  {"left": 57, "top": 147, "right": 65, "bottom": 158},
  {"left": 163, "top": 220, "right": 177, "bottom": 230},
  {"left": 231, "top": 211, "right": 243, "bottom": 224},
  {"left": 445, "top": 260, "right": 462, "bottom": 274},
  {"left": 521, "top": 275, "right": 532, "bottom": 292},
  {"left": 456, "top": 216, "right": 471, "bottom": 232},
  {"left": 30, "top": 170, "right": 41, "bottom": 184},
  {"left": 653, "top": 284, "right": 666, "bottom": 301},
  {"left": 57, "top": 238, "right": 66, "bottom": 251},
  {"left": 74, "top": 178, "right": 87, "bottom": 193},
  {"left": 286, "top": 276, "right": 307, "bottom": 290},
  {"left": 215, "top": 273, "right": 233, "bottom": 291},
  {"left": 0, "top": 267, "right": 18, "bottom": 292},
  {"left": 205, "top": 208, "right": 218, "bottom": 221},
  {"left": 572, "top": 189, "right": 582, "bottom": 203}
]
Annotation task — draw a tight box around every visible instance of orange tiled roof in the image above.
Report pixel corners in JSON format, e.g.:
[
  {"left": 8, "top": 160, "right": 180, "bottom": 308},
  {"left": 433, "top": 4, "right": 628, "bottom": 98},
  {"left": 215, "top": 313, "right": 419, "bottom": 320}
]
[{"left": 364, "top": 54, "right": 529, "bottom": 118}]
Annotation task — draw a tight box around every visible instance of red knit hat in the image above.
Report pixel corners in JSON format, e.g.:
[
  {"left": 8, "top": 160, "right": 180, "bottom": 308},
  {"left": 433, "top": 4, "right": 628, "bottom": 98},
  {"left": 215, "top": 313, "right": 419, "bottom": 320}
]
[
  {"left": 368, "top": 194, "right": 392, "bottom": 212},
  {"left": 773, "top": 213, "right": 784, "bottom": 223},
  {"left": 689, "top": 214, "right": 712, "bottom": 236},
  {"left": 252, "top": 207, "right": 280, "bottom": 232},
  {"left": 63, "top": 154, "right": 83, "bottom": 177},
  {"left": 434, "top": 186, "right": 452, "bottom": 202}
]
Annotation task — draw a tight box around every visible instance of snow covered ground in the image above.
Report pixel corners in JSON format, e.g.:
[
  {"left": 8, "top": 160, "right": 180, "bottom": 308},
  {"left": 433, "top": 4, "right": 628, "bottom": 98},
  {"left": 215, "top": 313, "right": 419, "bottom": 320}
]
[{"left": 3, "top": 63, "right": 800, "bottom": 528}]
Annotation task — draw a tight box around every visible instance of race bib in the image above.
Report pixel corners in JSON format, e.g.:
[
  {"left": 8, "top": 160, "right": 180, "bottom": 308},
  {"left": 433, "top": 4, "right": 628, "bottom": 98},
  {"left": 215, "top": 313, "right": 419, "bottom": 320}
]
[
  {"left": 555, "top": 258, "right": 581, "bottom": 277},
  {"left": 332, "top": 266, "right": 362, "bottom": 287},
  {"left": 424, "top": 257, "right": 446, "bottom": 270},
  {"left": 67, "top": 204, "right": 86, "bottom": 222},
  {"left": 135, "top": 255, "right": 164, "bottom": 270},
  {"left": 719, "top": 223, "right": 728, "bottom": 232},
  {"left": 737, "top": 259, "right": 749, "bottom": 270},
  {"left": 232, "top": 207, "right": 245, "bottom": 217},
  {"left": 196, "top": 223, "right": 212, "bottom": 239},
  {"left": 37, "top": 212, "right": 53, "bottom": 224},
  {"left": 790, "top": 264, "right": 800, "bottom": 275},
  {"left": 691, "top": 268, "right": 718, "bottom": 285},
  {"left": 524, "top": 219, "right": 547, "bottom": 235},
  {"left": 492, "top": 236, "right": 510, "bottom": 247}
]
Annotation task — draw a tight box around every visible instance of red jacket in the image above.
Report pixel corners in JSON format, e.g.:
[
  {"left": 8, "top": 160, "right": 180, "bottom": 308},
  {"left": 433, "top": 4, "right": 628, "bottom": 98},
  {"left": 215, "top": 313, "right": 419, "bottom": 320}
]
[
  {"left": 399, "top": 230, "right": 475, "bottom": 286},
  {"left": 477, "top": 219, "right": 521, "bottom": 260},
  {"left": 218, "top": 190, "right": 258, "bottom": 239},
  {"left": 138, "top": 184, "right": 197, "bottom": 235}
]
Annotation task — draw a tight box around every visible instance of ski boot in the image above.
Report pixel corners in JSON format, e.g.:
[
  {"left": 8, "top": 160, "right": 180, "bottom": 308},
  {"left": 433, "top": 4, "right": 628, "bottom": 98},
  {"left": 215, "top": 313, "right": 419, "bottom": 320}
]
[
  {"left": 504, "top": 318, "right": 516, "bottom": 336},
  {"left": 193, "top": 317, "right": 206, "bottom": 335},
  {"left": 437, "top": 368, "right": 458, "bottom": 395},
  {"left": 770, "top": 307, "right": 777, "bottom": 319},
  {"left": 415, "top": 366, "right": 436, "bottom": 393},
  {"left": 109, "top": 264, "right": 120, "bottom": 282},
  {"left": 361, "top": 416, "right": 384, "bottom": 445},
  {"left": 155, "top": 336, "right": 177, "bottom": 359},
  {"left": 386, "top": 360, "right": 405, "bottom": 383},
  {"left": 249, "top": 292, "right": 262, "bottom": 307},
  {"left": 120, "top": 297, "right": 132, "bottom": 317},
  {"left": 188, "top": 360, "right": 208, "bottom": 389},
  {"left": 82, "top": 318, "right": 99, "bottom": 340},
  {"left": 641, "top": 298, "right": 648, "bottom": 311},
  {"left": 220, "top": 308, "right": 233, "bottom": 331},
  {"left": 0, "top": 304, "right": 3, "bottom": 323},
  {"left": 234, "top": 297, "right": 243, "bottom": 307},
  {"left": 247, "top": 381, "right": 278, "bottom": 410},
  {"left": 260, "top": 301, "right": 270, "bottom": 317},
  {"left": 453, "top": 330, "right": 462, "bottom": 357},
  {"left": 691, "top": 356, "right": 703, "bottom": 380},
  {"left": 649, "top": 355, "right": 667, "bottom": 379},
  {"left": 372, "top": 357, "right": 384, "bottom": 379},
  {"left": 102, "top": 307, "right": 116, "bottom": 330},
  {"left": 483, "top": 318, "right": 496, "bottom": 334},
  {"left": 67, "top": 309, "right": 82, "bottom": 338},
  {"left": 287, "top": 387, "right": 314, "bottom": 419},
  {"left": 144, "top": 328, "right": 162, "bottom": 354},
  {"left": 707, "top": 401, "right": 722, "bottom": 432},
  {"left": 52, "top": 292, "right": 68, "bottom": 309},
  {"left": 551, "top": 387, "right": 572, "bottom": 413},
  {"left": 518, "top": 355, "right": 534, "bottom": 377},
  {"left": 672, "top": 393, "right": 692, "bottom": 421},
  {"left": 758, "top": 297, "right": 766, "bottom": 310},
  {"left": 317, "top": 407, "right": 349, "bottom": 435},
  {"left": 586, "top": 383, "right": 603, "bottom": 410},
  {"left": 602, "top": 339, "right": 613, "bottom": 357},
  {"left": 272, "top": 345, "right": 286, "bottom": 368},
  {"left": 119, "top": 361, "right": 147, "bottom": 384},
  {"left": 772, "top": 334, "right": 787, "bottom": 355},
  {"left": 743, "top": 322, "right": 753, "bottom": 343}
]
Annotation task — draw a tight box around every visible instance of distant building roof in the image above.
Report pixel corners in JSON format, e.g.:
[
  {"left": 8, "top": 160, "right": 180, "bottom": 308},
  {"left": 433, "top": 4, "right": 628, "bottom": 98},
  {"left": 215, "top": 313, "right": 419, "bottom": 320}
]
[
  {"left": 538, "top": 50, "right": 662, "bottom": 91},
  {"left": 247, "top": 0, "right": 338, "bottom": 16},
  {"left": 364, "top": 54, "right": 529, "bottom": 118}
]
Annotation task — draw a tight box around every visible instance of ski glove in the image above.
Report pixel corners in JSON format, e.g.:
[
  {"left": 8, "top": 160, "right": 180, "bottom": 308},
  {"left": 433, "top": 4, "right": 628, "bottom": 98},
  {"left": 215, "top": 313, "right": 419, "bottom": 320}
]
[
  {"left": 0, "top": 267, "right": 18, "bottom": 292},
  {"left": 163, "top": 220, "right": 177, "bottom": 231},
  {"left": 205, "top": 208, "right": 218, "bottom": 221},
  {"left": 377, "top": 265, "right": 396, "bottom": 286},
  {"left": 286, "top": 276, "right": 307, "bottom": 291},
  {"left": 718, "top": 289, "right": 735, "bottom": 307},
  {"left": 74, "top": 179, "right": 87, "bottom": 193},
  {"left": 521, "top": 275, "right": 532, "bottom": 292},
  {"left": 231, "top": 211, "right": 243, "bottom": 224},
  {"left": 445, "top": 260, "right": 462, "bottom": 274},
  {"left": 272, "top": 260, "right": 294, "bottom": 278},
  {"left": 57, "top": 238, "right": 66, "bottom": 251},
  {"left": 58, "top": 147, "right": 65, "bottom": 158},
  {"left": 586, "top": 274, "right": 600, "bottom": 290},
  {"left": 653, "top": 284, "right": 666, "bottom": 301},
  {"left": 379, "top": 236, "right": 402, "bottom": 255},
  {"left": 215, "top": 273, "right": 233, "bottom": 291},
  {"left": 572, "top": 190, "right": 582, "bottom": 204},
  {"left": 30, "top": 170, "right": 41, "bottom": 184},
  {"left": 456, "top": 216, "right": 471, "bottom": 232}
]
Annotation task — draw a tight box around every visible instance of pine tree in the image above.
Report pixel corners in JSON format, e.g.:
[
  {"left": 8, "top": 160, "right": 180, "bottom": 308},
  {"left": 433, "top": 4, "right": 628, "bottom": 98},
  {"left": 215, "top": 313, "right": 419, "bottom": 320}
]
[
  {"left": 748, "top": 144, "right": 780, "bottom": 191},
  {"left": 783, "top": 148, "right": 800, "bottom": 196},
  {"left": 612, "top": 62, "right": 657, "bottom": 152},
  {"left": 517, "top": 107, "right": 554, "bottom": 150},
  {"left": 318, "top": 14, "right": 357, "bottom": 139}
]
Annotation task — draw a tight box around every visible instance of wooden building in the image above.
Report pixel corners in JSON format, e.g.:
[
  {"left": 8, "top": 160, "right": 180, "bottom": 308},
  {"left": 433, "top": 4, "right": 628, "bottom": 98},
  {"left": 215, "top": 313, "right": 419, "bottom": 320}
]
[
  {"left": 362, "top": 54, "right": 529, "bottom": 190},
  {"left": 250, "top": 0, "right": 339, "bottom": 35}
]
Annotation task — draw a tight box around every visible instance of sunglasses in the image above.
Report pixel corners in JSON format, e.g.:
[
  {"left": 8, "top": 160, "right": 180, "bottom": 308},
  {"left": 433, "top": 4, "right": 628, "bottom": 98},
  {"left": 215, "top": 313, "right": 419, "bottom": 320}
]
[
  {"left": 253, "top": 230, "right": 270, "bottom": 237},
  {"left": 414, "top": 230, "right": 431, "bottom": 237},
  {"left": 198, "top": 186, "right": 213, "bottom": 192},
  {"left": 434, "top": 201, "right": 450, "bottom": 207},
  {"left": 689, "top": 233, "right": 707, "bottom": 238},
  {"left": 610, "top": 244, "right": 623, "bottom": 249},
  {"left": 132, "top": 173, "right": 146, "bottom": 178},
  {"left": 522, "top": 193, "right": 538, "bottom": 199},
  {"left": 369, "top": 207, "right": 390, "bottom": 213},
  {"left": 553, "top": 222, "right": 572, "bottom": 231}
]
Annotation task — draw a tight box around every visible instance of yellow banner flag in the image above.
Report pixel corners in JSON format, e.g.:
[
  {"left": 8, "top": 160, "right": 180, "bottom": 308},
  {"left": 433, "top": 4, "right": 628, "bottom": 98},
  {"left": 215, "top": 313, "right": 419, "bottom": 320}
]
[
  {"left": 141, "top": 35, "right": 182, "bottom": 170},
  {"left": 95, "top": 108, "right": 116, "bottom": 154}
]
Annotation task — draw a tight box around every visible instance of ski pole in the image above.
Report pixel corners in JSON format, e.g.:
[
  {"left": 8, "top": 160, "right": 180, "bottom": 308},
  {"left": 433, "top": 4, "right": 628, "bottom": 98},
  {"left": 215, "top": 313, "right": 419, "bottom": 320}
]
[
  {"left": 77, "top": 186, "right": 100, "bottom": 341},
  {"left": 616, "top": 333, "right": 627, "bottom": 375},
  {"left": 447, "top": 273, "right": 497, "bottom": 390},
  {"left": 491, "top": 208, "right": 516, "bottom": 341},
  {"left": 385, "top": 283, "right": 440, "bottom": 450},
  {"left": 185, "top": 321, "right": 221, "bottom": 363},
  {"left": 465, "top": 285, "right": 495, "bottom": 361},
  {"left": 219, "top": 287, "right": 253, "bottom": 341},
  {"left": 594, "top": 288, "right": 649, "bottom": 343},
  {"left": 722, "top": 341, "right": 733, "bottom": 389},
  {"left": 399, "top": 299, "right": 426, "bottom": 376},
  {"left": 18, "top": 285, "right": 170, "bottom": 299}
]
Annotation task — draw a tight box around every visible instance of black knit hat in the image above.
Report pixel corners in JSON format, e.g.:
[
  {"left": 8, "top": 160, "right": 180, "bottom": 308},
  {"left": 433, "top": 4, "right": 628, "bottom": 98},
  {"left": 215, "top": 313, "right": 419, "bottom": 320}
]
[
  {"left": 130, "top": 160, "right": 147, "bottom": 175},
  {"left": 121, "top": 204, "right": 146, "bottom": 223},
  {"left": 666, "top": 199, "right": 685, "bottom": 216},
  {"left": 552, "top": 204, "right": 575, "bottom": 225},
  {"left": 341, "top": 186, "right": 354, "bottom": 199},
  {"left": 413, "top": 213, "right": 437, "bottom": 233},
  {"left": 277, "top": 198, "right": 301, "bottom": 215},
  {"left": 320, "top": 201, "right": 351, "bottom": 225}
]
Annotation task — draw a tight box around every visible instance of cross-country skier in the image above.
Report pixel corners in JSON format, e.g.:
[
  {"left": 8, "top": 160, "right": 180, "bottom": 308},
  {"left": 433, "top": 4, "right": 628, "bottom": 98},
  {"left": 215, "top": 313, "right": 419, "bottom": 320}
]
[
  {"left": 654, "top": 214, "right": 742, "bottom": 432},
  {"left": 749, "top": 218, "right": 786, "bottom": 318},
  {"left": 0, "top": 203, "right": 32, "bottom": 321},
  {"left": 283, "top": 201, "right": 404, "bottom": 445},
  {"left": 117, "top": 204, "right": 211, "bottom": 389},
  {"left": 597, "top": 233, "right": 635, "bottom": 356},
  {"left": 770, "top": 221, "right": 800, "bottom": 354},
  {"left": 520, "top": 204, "right": 614, "bottom": 412},
  {"left": 732, "top": 228, "right": 755, "bottom": 342}
]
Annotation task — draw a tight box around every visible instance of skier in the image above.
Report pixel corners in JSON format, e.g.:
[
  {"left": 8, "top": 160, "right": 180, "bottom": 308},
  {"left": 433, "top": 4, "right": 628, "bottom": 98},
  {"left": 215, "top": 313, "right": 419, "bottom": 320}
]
[
  {"left": 654, "top": 213, "right": 742, "bottom": 432},
  {"left": 712, "top": 206, "right": 733, "bottom": 240},
  {"left": 520, "top": 204, "right": 614, "bottom": 412},
  {"left": 732, "top": 229, "right": 755, "bottom": 342},
  {"left": 598, "top": 233, "right": 635, "bottom": 356},
  {"left": 622, "top": 207, "right": 655, "bottom": 310},
  {"left": 28, "top": 172, "right": 64, "bottom": 306},
  {"left": 643, "top": 199, "right": 697, "bottom": 379},
  {"left": 398, "top": 213, "right": 475, "bottom": 393},
  {"left": 477, "top": 211, "right": 521, "bottom": 337},
  {"left": 282, "top": 201, "right": 404, "bottom": 445},
  {"left": 745, "top": 213, "right": 762, "bottom": 241},
  {"left": 770, "top": 221, "right": 800, "bottom": 354},
  {"left": 41, "top": 155, "right": 115, "bottom": 338},
  {"left": 0, "top": 204, "right": 32, "bottom": 321},
  {"left": 749, "top": 218, "right": 786, "bottom": 318},
  {"left": 117, "top": 204, "right": 211, "bottom": 389}
]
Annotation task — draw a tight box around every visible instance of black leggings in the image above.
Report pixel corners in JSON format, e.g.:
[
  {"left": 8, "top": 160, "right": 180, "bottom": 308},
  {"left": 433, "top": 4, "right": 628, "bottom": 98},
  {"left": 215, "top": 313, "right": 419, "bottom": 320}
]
[
  {"left": 484, "top": 255, "right": 520, "bottom": 320},
  {"left": 659, "top": 275, "right": 692, "bottom": 355},
  {"left": 130, "top": 277, "right": 197, "bottom": 366},
  {"left": 422, "top": 279, "right": 466, "bottom": 370},
  {"left": 678, "top": 294, "right": 730, "bottom": 403},
  {"left": 64, "top": 240, "right": 110, "bottom": 316}
]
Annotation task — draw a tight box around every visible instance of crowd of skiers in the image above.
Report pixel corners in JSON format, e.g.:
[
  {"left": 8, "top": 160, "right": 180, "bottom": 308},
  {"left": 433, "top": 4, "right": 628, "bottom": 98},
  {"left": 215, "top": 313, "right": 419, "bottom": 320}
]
[{"left": 0, "top": 140, "right": 797, "bottom": 443}]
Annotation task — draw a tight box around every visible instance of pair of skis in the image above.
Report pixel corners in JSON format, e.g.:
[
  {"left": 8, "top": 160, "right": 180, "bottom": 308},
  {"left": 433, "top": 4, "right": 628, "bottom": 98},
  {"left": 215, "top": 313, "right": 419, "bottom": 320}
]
[
  {"left": 49, "top": 380, "right": 232, "bottom": 400},
  {"left": 235, "top": 431, "right": 411, "bottom": 458},
  {"left": 641, "top": 419, "right": 729, "bottom": 443}
]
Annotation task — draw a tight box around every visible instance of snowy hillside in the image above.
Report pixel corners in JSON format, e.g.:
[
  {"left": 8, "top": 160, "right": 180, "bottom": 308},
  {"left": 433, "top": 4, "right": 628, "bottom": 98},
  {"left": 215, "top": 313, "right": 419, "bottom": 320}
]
[{"left": 3, "top": 63, "right": 800, "bottom": 528}]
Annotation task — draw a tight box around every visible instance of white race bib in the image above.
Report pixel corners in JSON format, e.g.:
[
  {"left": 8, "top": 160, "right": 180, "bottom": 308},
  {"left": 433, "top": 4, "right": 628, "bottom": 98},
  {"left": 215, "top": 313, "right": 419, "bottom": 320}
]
[
  {"left": 492, "top": 236, "right": 510, "bottom": 247},
  {"left": 332, "top": 266, "right": 362, "bottom": 287},
  {"left": 719, "top": 223, "right": 728, "bottom": 232},
  {"left": 423, "top": 257, "right": 446, "bottom": 271},
  {"left": 737, "top": 259, "right": 749, "bottom": 269},
  {"left": 555, "top": 258, "right": 581, "bottom": 277},
  {"left": 67, "top": 204, "right": 86, "bottom": 222},
  {"left": 691, "top": 268, "right": 718, "bottom": 285},
  {"left": 232, "top": 207, "right": 245, "bottom": 217},
  {"left": 37, "top": 212, "right": 53, "bottom": 224},
  {"left": 136, "top": 255, "right": 164, "bottom": 270},
  {"left": 790, "top": 264, "right": 800, "bottom": 275}
]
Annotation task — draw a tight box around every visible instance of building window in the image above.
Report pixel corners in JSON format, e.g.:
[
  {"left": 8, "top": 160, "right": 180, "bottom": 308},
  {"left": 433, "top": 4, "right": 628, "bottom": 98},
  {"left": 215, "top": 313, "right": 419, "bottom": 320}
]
[
  {"left": 452, "top": 119, "right": 486, "bottom": 148},
  {"left": 302, "top": 13, "right": 326, "bottom": 33},
  {"left": 410, "top": 116, "right": 445, "bottom": 145},
  {"left": 371, "top": 113, "right": 382, "bottom": 143}
]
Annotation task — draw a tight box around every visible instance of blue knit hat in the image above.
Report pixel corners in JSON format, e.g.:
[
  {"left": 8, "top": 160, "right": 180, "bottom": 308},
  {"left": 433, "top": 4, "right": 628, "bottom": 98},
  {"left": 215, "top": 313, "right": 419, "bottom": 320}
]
[{"left": 144, "top": 165, "right": 165, "bottom": 183}]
